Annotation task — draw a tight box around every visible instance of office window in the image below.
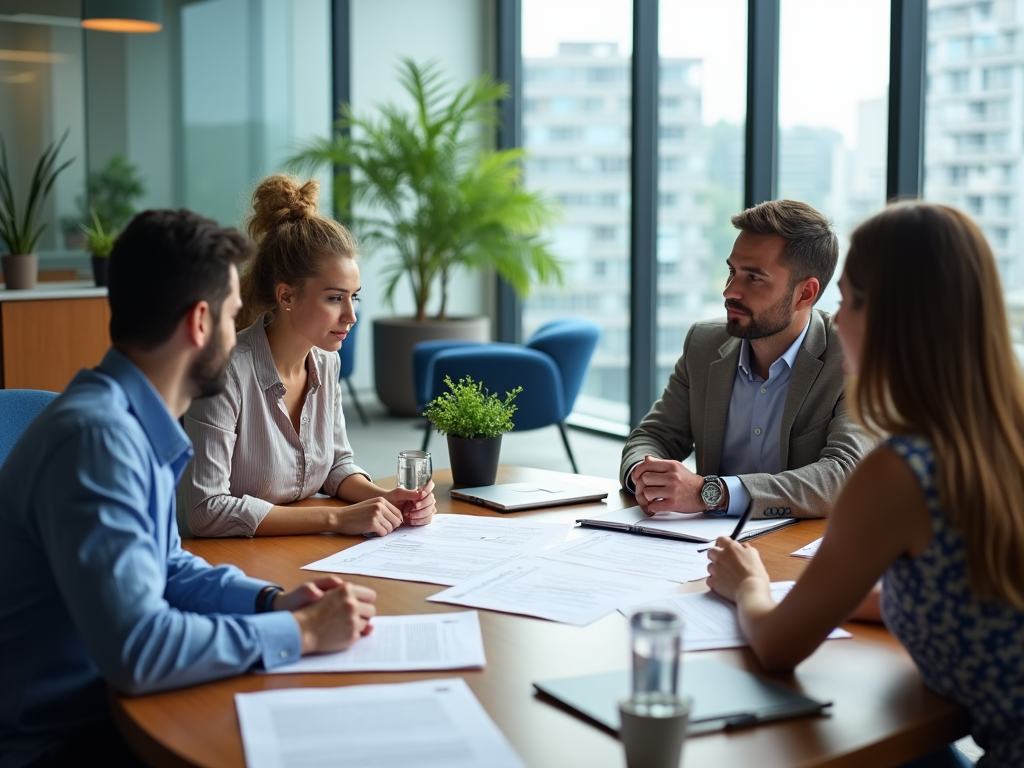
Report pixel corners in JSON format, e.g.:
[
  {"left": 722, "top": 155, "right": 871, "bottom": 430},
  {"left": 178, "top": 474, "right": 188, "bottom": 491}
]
[
  {"left": 925, "top": 0, "right": 1024, "bottom": 346},
  {"left": 0, "top": 16, "right": 86, "bottom": 269},
  {"left": 522, "top": 0, "right": 633, "bottom": 424},
  {"left": 778, "top": 0, "right": 890, "bottom": 315},
  {"left": 657, "top": 0, "right": 746, "bottom": 388}
]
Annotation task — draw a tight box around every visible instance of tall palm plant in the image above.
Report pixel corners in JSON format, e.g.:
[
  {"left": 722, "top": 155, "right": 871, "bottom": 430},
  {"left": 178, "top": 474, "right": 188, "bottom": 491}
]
[{"left": 292, "top": 59, "right": 562, "bottom": 322}]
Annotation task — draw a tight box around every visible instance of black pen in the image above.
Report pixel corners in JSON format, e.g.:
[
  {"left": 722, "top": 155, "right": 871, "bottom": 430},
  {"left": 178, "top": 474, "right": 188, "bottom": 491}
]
[{"left": 698, "top": 504, "right": 754, "bottom": 552}]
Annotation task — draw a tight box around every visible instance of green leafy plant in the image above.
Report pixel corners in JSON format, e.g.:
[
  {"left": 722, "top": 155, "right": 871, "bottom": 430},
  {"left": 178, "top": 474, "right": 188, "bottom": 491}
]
[
  {"left": 0, "top": 130, "right": 74, "bottom": 255},
  {"left": 423, "top": 375, "right": 522, "bottom": 439},
  {"left": 77, "top": 154, "right": 146, "bottom": 233},
  {"left": 81, "top": 209, "right": 117, "bottom": 258},
  {"left": 292, "top": 58, "right": 563, "bottom": 322}
]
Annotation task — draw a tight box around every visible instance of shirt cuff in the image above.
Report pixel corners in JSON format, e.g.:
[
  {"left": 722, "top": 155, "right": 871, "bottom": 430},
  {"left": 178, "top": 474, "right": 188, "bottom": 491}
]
[
  {"left": 247, "top": 611, "right": 303, "bottom": 671},
  {"left": 722, "top": 476, "right": 751, "bottom": 518},
  {"left": 623, "top": 461, "right": 642, "bottom": 494},
  {"left": 219, "top": 574, "right": 278, "bottom": 615}
]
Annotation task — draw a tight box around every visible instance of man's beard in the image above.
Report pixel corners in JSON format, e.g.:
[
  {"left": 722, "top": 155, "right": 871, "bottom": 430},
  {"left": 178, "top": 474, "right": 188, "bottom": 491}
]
[
  {"left": 725, "top": 291, "right": 795, "bottom": 340},
  {"left": 189, "top": 328, "right": 230, "bottom": 399}
]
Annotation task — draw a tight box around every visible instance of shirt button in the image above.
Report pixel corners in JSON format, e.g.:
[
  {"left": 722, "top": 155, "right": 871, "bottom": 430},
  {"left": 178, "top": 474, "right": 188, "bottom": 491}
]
[
  {"left": 760, "top": 387, "right": 767, "bottom": 393},
  {"left": 280, "top": 650, "right": 289, "bottom": 658},
  {"left": 754, "top": 428, "right": 762, "bottom": 435}
]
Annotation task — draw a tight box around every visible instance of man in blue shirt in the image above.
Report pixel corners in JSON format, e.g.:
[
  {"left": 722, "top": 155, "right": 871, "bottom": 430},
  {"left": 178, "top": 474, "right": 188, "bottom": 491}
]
[
  {"left": 0, "top": 210, "right": 377, "bottom": 768},
  {"left": 620, "top": 200, "right": 873, "bottom": 519}
]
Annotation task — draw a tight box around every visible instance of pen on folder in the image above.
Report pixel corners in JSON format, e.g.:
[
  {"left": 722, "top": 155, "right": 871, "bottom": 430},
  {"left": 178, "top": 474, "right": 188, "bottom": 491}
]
[{"left": 698, "top": 505, "right": 754, "bottom": 552}]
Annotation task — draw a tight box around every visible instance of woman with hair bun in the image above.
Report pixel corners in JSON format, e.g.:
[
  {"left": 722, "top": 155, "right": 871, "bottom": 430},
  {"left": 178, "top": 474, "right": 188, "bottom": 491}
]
[
  {"left": 708, "top": 202, "right": 1024, "bottom": 767},
  {"left": 177, "top": 174, "right": 435, "bottom": 538}
]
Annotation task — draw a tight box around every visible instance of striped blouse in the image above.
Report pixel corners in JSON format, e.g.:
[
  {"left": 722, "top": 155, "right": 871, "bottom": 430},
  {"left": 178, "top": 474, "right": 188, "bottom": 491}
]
[{"left": 177, "top": 313, "right": 369, "bottom": 537}]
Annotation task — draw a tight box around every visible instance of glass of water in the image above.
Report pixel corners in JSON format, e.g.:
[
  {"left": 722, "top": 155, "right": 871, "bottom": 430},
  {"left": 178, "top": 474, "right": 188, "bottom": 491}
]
[
  {"left": 628, "top": 609, "right": 684, "bottom": 714},
  {"left": 397, "top": 450, "right": 432, "bottom": 491}
]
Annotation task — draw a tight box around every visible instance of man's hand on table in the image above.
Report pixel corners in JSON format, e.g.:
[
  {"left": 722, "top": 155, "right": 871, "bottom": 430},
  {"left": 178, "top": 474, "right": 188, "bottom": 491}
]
[
  {"left": 632, "top": 456, "right": 706, "bottom": 515},
  {"left": 281, "top": 575, "right": 378, "bottom": 654}
]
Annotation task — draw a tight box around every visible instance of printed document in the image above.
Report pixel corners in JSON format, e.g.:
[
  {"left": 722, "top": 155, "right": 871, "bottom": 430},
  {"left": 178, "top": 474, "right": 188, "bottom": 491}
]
[
  {"left": 428, "top": 558, "right": 679, "bottom": 626},
  {"left": 539, "top": 528, "right": 710, "bottom": 583},
  {"left": 236, "top": 678, "right": 524, "bottom": 768},
  {"left": 619, "top": 581, "right": 851, "bottom": 651},
  {"left": 264, "top": 612, "right": 485, "bottom": 674},
  {"left": 302, "top": 514, "right": 571, "bottom": 586},
  {"left": 791, "top": 537, "right": 822, "bottom": 559}
]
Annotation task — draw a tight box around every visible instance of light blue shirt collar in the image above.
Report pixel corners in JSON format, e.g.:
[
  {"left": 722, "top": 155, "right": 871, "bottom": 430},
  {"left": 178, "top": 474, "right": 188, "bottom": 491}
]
[{"left": 737, "top": 316, "right": 811, "bottom": 381}]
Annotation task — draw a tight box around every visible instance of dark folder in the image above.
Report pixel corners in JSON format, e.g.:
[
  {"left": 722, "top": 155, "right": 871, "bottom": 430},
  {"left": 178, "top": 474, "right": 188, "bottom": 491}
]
[{"left": 533, "top": 659, "right": 830, "bottom": 735}]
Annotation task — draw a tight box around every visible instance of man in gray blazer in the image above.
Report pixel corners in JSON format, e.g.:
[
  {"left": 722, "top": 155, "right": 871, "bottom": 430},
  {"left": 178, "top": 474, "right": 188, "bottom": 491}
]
[{"left": 621, "top": 199, "right": 872, "bottom": 519}]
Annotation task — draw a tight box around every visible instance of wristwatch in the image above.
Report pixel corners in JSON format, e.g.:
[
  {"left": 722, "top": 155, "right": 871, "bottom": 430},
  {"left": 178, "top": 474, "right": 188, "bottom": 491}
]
[{"left": 700, "top": 475, "right": 726, "bottom": 511}]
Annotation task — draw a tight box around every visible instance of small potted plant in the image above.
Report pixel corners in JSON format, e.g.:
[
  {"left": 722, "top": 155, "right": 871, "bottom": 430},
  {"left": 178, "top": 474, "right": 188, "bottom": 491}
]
[
  {"left": 81, "top": 209, "right": 116, "bottom": 287},
  {"left": 0, "top": 130, "right": 74, "bottom": 289},
  {"left": 423, "top": 375, "right": 522, "bottom": 486}
]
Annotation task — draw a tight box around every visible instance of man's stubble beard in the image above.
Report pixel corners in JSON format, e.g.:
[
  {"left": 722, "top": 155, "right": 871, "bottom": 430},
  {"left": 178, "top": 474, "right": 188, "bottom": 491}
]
[
  {"left": 188, "top": 325, "right": 231, "bottom": 400},
  {"left": 725, "top": 287, "right": 797, "bottom": 341}
]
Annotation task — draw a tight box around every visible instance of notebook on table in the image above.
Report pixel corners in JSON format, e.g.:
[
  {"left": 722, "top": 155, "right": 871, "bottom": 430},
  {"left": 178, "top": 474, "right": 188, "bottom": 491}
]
[
  {"left": 534, "top": 659, "right": 830, "bottom": 735},
  {"left": 450, "top": 481, "right": 609, "bottom": 512},
  {"left": 576, "top": 506, "right": 796, "bottom": 544}
]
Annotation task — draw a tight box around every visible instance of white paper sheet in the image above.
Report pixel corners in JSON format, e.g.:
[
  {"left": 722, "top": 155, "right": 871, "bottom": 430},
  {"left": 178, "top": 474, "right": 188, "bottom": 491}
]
[
  {"left": 538, "top": 528, "right": 710, "bottom": 583},
  {"left": 236, "top": 678, "right": 524, "bottom": 768},
  {"left": 263, "top": 612, "right": 485, "bottom": 674},
  {"left": 791, "top": 537, "right": 822, "bottom": 559},
  {"left": 619, "top": 581, "right": 852, "bottom": 651},
  {"left": 427, "top": 558, "right": 679, "bottom": 626},
  {"left": 302, "top": 514, "right": 571, "bottom": 586}
]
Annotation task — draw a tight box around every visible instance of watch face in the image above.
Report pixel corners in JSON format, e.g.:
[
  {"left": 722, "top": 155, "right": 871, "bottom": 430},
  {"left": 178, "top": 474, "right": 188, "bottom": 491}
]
[{"left": 701, "top": 479, "right": 723, "bottom": 508}]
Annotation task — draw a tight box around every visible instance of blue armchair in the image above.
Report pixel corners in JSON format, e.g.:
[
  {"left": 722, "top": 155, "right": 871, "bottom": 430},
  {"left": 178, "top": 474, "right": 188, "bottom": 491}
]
[
  {"left": 414, "top": 318, "right": 601, "bottom": 473},
  {"left": 0, "top": 389, "right": 58, "bottom": 467},
  {"left": 338, "top": 319, "right": 369, "bottom": 426}
]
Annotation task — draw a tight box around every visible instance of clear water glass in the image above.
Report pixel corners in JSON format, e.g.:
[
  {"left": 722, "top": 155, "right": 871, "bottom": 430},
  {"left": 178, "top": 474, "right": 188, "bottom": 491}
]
[
  {"left": 629, "top": 609, "right": 684, "bottom": 716},
  {"left": 397, "top": 450, "right": 432, "bottom": 491}
]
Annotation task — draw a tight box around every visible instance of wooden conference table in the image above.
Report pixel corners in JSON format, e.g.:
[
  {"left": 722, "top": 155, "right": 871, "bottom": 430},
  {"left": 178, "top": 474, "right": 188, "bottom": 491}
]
[{"left": 112, "top": 466, "right": 968, "bottom": 768}]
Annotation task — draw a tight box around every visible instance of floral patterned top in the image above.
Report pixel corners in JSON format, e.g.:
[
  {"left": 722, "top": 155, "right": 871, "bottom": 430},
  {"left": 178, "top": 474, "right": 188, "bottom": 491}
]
[{"left": 880, "top": 434, "right": 1024, "bottom": 767}]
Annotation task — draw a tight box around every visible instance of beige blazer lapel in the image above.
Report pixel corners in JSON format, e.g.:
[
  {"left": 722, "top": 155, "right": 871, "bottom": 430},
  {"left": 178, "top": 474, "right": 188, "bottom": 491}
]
[
  {"left": 779, "top": 312, "right": 827, "bottom": 468},
  {"left": 702, "top": 336, "right": 740, "bottom": 474}
]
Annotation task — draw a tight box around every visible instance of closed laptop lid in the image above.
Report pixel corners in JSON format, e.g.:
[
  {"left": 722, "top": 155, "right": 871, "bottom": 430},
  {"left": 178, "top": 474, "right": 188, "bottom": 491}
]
[{"left": 451, "top": 481, "right": 609, "bottom": 512}]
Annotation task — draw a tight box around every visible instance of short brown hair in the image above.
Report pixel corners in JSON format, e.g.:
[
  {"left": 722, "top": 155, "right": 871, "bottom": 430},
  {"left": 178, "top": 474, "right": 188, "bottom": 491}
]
[
  {"left": 731, "top": 199, "right": 838, "bottom": 300},
  {"left": 236, "top": 174, "right": 358, "bottom": 329}
]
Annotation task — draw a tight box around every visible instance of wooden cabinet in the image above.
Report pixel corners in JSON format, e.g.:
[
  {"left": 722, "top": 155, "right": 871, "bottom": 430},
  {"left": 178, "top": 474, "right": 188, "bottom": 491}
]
[{"left": 0, "top": 286, "right": 110, "bottom": 391}]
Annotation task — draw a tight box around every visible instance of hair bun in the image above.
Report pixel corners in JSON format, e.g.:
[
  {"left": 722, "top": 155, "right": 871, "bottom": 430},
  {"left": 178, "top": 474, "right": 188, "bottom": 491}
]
[{"left": 248, "top": 174, "right": 321, "bottom": 240}]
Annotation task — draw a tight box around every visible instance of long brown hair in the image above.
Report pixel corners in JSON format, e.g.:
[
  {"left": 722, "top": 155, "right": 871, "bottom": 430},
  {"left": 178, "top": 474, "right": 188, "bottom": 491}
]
[
  {"left": 845, "top": 201, "right": 1024, "bottom": 608},
  {"left": 236, "top": 174, "right": 357, "bottom": 330}
]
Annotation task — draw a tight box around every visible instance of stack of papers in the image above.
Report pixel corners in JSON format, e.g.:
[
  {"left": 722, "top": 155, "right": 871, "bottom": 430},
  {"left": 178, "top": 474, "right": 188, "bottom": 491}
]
[
  {"left": 538, "top": 528, "right": 710, "bottom": 583},
  {"left": 236, "top": 678, "right": 524, "bottom": 768}
]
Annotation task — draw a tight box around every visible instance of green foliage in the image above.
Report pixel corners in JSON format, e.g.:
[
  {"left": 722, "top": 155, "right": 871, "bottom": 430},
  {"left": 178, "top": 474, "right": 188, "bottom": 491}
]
[
  {"left": 292, "top": 58, "right": 564, "bottom": 322},
  {"left": 80, "top": 209, "right": 117, "bottom": 258},
  {"left": 0, "top": 130, "right": 74, "bottom": 255},
  {"left": 423, "top": 375, "right": 522, "bottom": 439},
  {"left": 80, "top": 154, "right": 146, "bottom": 232}
]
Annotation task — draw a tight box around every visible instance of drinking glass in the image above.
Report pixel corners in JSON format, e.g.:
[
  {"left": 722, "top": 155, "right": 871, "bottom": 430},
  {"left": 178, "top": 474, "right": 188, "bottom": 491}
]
[
  {"left": 397, "top": 450, "right": 432, "bottom": 491},
  {"left": 629, "top": 609, "right": 683, "bottom": 709}
]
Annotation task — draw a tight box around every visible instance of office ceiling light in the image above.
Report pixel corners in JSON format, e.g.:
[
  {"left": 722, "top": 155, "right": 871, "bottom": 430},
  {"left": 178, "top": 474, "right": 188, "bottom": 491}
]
[{"left": 81, "top": 0, "right": 162, "bottom": 33}]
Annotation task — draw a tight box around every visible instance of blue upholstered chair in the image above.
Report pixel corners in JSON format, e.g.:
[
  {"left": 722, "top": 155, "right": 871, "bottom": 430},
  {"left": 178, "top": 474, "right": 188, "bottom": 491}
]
[
  {"left": 0, "top": 389, "right": 58, "bottom": 467},
  {"left": 413, "top": 318, "right": 601, "bottom": 473},
  {"left": 338, "top": 319, "right": 369, "bottom": 425}
]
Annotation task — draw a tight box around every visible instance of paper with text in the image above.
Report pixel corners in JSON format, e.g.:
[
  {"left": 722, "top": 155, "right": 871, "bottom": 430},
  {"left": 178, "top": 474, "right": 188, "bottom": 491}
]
[
  {"left": 619, "top": 581, "right": 851, "bottom": 651},
  {"left": 236, "top": 678, "right": 524, "bottom": 768},
  {"left": 791, "top": 538, "right": 822, "bottom": 559},
  {"left": 538, "top": 528, "right": 710, "bottom": 583},
  {"left": 301, "top": 514, "right": 571, "bottom": 586},
  {"left": 264, "top": 612, "right": 485, "bottom": 674},
  {"left": 428, "top": 558, "right": 679, "bottom": 626}
]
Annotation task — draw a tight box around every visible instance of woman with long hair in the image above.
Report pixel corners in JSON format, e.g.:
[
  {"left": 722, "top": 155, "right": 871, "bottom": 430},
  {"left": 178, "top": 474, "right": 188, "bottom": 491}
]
[
  {"left": 708, "top": 202, "right": 1024, "bottom": 767},
  {"left": 178, "top": 174, "right": 435, "bottom": 537}
]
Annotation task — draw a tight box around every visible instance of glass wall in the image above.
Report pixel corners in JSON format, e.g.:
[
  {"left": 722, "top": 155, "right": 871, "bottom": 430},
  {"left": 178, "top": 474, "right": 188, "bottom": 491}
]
[
  {"left": 923, "top": 0, "right": 1024, "bottom": 351},
  {"left": 521, "top": 0, "right": 634, "bottom": 428},
  {"left": 0, "top": 15, "right": 86, "bottom": 263},
  {"left": 777, "top": 0, "right": 891, "bottom": 313},
  {"left": 656, "top": 0, "right": 746, "bottom": 388}
]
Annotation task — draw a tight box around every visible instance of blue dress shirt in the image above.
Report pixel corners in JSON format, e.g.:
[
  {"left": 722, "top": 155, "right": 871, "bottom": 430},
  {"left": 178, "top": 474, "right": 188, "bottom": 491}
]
[
  {"left": 719, "top": 319, "right": 810, "bottom": 515},
  {"left": 0, "top": 349, "right": 301, "bottom": 768}
]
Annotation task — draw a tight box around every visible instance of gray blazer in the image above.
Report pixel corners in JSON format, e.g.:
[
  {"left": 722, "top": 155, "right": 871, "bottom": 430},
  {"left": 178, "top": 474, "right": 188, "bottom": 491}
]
[{"left": 620, "top": 309, "right": 873, "bottom": 519}]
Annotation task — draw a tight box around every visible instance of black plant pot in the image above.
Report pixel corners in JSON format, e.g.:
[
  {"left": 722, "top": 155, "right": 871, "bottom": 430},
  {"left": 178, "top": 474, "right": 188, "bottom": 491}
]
[
  {"left": 91, "top": 256, "right": 109, "bottom": 287},
  {"left": 447, "top": 434, "right": 502, "bottom": 487}
]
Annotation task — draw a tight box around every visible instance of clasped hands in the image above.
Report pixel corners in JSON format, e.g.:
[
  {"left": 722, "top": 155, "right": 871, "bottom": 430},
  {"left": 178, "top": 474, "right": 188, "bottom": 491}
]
[
  {"left": 275, "top": 575, "right": 378, "bottom": 654},
  {"left": 337, "top": 480, "right": 437, "bottom": 536},
  {"left": 631, "top": 455, "right": 706, "bottom": 515}
]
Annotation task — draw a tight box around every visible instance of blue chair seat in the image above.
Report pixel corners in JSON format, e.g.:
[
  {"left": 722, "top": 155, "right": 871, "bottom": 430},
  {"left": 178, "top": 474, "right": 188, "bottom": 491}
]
[{"left": 0, "top": 389, "right": 59, "bottom": 467}]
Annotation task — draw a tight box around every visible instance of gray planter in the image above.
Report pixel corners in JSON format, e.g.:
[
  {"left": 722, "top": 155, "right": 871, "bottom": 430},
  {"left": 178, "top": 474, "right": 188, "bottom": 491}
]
[
  {"left": 1, "top": 253, "right": 38, "bottom": 290},
  {"left": 373, "top": 316, "right": 490, "bottom": 416},
  {"left": 447, "top": 434, "right": 502, "bottom": 487}
]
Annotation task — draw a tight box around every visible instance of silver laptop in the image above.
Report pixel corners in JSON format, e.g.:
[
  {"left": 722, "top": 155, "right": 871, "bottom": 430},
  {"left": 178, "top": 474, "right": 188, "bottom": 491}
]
[{"left": 450, "top": 481, "right": 609, "bottom": 512}]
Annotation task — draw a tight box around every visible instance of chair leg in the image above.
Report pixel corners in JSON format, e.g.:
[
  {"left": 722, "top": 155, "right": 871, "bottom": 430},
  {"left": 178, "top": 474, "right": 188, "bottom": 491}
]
[
  {"left": 421, "top": 420, "right": 432, "bottom": 452},
  {"left": 557, "top": 421, "right": 579, "bottom": 474},
  {"left": 344, "top": 378, "right": 370, "bottom": 426}
]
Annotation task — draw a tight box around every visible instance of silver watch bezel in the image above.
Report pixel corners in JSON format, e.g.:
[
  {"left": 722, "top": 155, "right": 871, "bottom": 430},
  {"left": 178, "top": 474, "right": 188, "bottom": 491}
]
[{"left": 700, "top": 475, "right": 724, "bottom": 509}]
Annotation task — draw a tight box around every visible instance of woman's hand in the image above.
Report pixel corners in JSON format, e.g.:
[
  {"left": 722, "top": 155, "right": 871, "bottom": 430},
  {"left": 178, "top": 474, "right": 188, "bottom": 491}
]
[
  {"left": 333, "top": 497, "right": 403, "bottom": 536},
  {"left": 383, "top": 480, "right": 437, "bottom": 526},
  {"left": 706, "top": 536, "right": 771, "bottom": 602}
]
